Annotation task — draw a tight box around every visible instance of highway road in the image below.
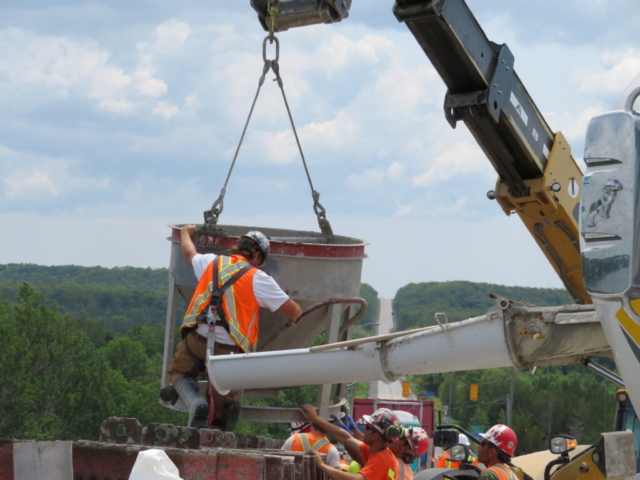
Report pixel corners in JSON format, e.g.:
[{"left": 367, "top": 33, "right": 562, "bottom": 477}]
[{"left": 368, "top": 298, "right": 415, "bottom": 400}]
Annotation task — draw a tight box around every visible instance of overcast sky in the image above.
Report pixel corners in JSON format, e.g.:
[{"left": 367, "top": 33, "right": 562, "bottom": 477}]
[{"left": 2, "top": 0, "right": 640, "bottom": 298}]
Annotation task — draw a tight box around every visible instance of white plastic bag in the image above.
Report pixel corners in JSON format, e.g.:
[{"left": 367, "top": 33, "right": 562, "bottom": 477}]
[{"left": 129, "top": 449, "right": 183, "bottom": 480}]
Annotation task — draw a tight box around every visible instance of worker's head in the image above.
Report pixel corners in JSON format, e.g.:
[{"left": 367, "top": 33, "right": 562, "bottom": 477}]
[
  {"left": 391, "top": 426, "right": 430, "bottom": 464},
  {"left": 362, "top": 408, "right": 403, "bottom": 446},
  {"left": 478, "top": 425, "right": 517, "bottom": 465},
  {"left": 235, "top": 231, "right": 270, "bottom": 267},
  {"left": 290, "top": 420, "right": 327, "bottom": 435},
  {"left": 290, "top": 422, "right": 312, "bottom": 434}
]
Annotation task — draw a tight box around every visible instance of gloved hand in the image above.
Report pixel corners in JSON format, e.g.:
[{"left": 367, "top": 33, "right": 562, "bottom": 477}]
[
  {"left": 342, "top": 414, "right": 358, "bottom": 432},
  {"left": 330, "top": 414, "right": 353, "bottom": 434}
]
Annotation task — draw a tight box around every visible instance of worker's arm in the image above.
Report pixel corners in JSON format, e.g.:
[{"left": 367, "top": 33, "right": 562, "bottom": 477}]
[
  {"left": 307, "top": 450, "right": 364, "bottom": 480},
  {"left": 279, "top": 298, "right": 302, "bottom": 327},
  {"left": 331, "top": 414, "right": 364, "bottom": 441},
  {"left": 181, "top": 225, "right": 197, "bottom": 266},
  {"left": 300, "top": 404, "right": 365, "bottom": 465}
]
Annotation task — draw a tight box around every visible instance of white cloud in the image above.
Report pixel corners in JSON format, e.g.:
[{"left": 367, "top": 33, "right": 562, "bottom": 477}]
[
  {"left": 152, "top": 101, "right": 180, "bottom": 120},
  {"left": 301, "top": 111, "right": 361, "bottom": 151},
  {"left": 184, "top": 94, "right": 199, "bottom": 109},
  {"left": 248, "top": 129, "right": 299, "bottom": 165},
  {"left": 0, "top": 29, "right": 130, "bottom": 96},
  {"left": 347, "top": 162, "right": 406, "bottom": 187},
  {"left": 348, "top": 168, "right": 384, "bottom": 186},
  {"left": 548, "top": 106, "right": 605, "bottom": 144},
  {"left": 6, "top": 171, "right": 58, "bottom": 199},
  {"left": 134, "top": 69, "right": 168, "bottom": 97},
  {"left": 0, "top": 147, "right": 110, "bottom": 204},
  {"left": 97, "top": 99, "right": 135, "bottom": 115},
  {"left": 412, "top": 141, "right": 491, "bottom": 187},
  {"left": 387, "top": 161, "right": 404, "bottom": 180},
  {"left": 435, "top": 198, "right": 469, "bottom": 215},
  {"left": 320, "top": 34, "right": 392, "bottom": 76},
  {"left": 0, "top": 28, "right": 169, "bottom": 114},
  {"left": 571, "top": 48, "right": 640, "bottom": 94},
  {"left": 154, "top": 19, "right": 191, "bottom": 52},
  {"left": 395, "top": 203, "right": 414, "bottom": 217}
]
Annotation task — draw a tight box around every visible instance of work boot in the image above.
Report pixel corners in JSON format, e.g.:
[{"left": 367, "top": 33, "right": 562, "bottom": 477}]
[
  {"left": 159, "top": 385, "right": 179, "bottom": 405},
  {"left": 174, "top": 376, "right": 209, "bottom": 429},
  {"left": 224, "top": 400, "right": 241, "bottom": 432}
]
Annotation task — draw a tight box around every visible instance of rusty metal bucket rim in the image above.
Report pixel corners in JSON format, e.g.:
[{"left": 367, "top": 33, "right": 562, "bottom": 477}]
[{"left": 168, "top": 223, "right": 368, "bottom": 259}]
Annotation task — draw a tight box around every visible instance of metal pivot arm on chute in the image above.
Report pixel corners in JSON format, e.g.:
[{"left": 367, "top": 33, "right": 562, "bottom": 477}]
[
  {"left": 259, "top": 297, "right": 367, "bottom": 348},
  {"left": 202, "top": 28, "right": 334, "bottom": 238},
  {"left": 393, "top": 0, "right": 589, "bottom": 304},
  {"left": 295, "top": 297, "right": 367, "bottom": 334}
]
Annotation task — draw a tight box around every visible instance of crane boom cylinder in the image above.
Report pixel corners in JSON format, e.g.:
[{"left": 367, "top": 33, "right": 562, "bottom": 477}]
[{"left": 393, "top": 0, "right": 554, "bottom": 197}]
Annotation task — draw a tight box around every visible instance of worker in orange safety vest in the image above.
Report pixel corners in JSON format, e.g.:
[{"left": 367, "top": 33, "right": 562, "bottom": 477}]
[
  {"left": 282, "top": 422, "right": 341, "bottom": 468},
  {"left": 389, "top": 426, "right": 430, "bottom": 480},
  {"left": 165, "top": 225, "right": 302, "bottom": 431},
  {"left": 477, "top": 425, "right": 518, "bottom": 480},
  {"left": 436, "top": 433, "right": 479, "bottom": 469},
  {"left": 300, "top": 404, "right": 402, "bottom": 480}
]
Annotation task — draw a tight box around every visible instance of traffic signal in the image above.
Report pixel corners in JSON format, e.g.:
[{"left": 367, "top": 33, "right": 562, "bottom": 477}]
[
  {"left": 402, "top": 381, "right": 411, "bottom": 398},
  {"left": 470, "top": 384, "right": 479, "bottom": 401}
]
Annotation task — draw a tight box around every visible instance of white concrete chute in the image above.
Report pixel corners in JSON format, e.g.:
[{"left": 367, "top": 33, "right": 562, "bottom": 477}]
[
  {"left": 209, "top": 343, "right": 387, "bottom": 396},
  {"left": 381, "top": 312, "right": 512, "bottom": 378},
  {"left": 208, "top": 309, "right": 513, "bottom": 395},
  {"left": 208, "top": 296, "right": 611, "bottom": 395}
]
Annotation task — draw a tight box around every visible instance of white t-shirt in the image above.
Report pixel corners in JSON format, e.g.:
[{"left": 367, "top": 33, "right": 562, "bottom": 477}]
[
  {"left": 282, "top": 434, "right": 341, "bottom": 468},
  {"left": 191, "top": 253, "right": 289, "bottom": 345}
]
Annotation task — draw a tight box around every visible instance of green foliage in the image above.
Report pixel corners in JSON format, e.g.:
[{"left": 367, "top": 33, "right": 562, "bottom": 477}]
[
  {"left": 394, "top": 281, "right": 572, "bottom": 331},
  {"left": 0, "top": 283, "right": 183, "bottom": 441},
  {"left": 0, "top": 266, "right": 622, "bottom": 454},
  {"left": 0, "top": 266, "right": 181, "bottom": 334},
  {"left": 351, "top": 283, "right": 380, "bottom": 338},
  {"left": 417, "top": 366, "right": 617, "bottom": 455},
  {"left": 0, "top": 263, "right": 168, "bottom": 289},
  {"left": 358, "top": 283, "right": 380, "bottom": 325}
]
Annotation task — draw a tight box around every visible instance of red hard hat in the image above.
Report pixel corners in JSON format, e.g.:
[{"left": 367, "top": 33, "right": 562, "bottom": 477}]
[
  {"left": 363, "top": 408, "right": 403, "bottom": 440},
  {"left": 291, "top": 422, "right": 312, "bottom": 434},
  {"left": 405, "top": 427, "right": 430, "bottom": 457},
  {"left": 480, "top": 424, "right": 517, "bottom": 456}
]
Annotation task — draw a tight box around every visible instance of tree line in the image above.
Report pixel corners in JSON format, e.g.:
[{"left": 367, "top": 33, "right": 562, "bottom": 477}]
[
  {"left": 0, "top": 265, "right": 621, "bottom": 457},
  {"left": 0, "top": 264, "right": 379, "bottom": 441}
]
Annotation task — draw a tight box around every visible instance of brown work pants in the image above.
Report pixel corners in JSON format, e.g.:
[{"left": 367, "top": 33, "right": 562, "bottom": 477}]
[{"left": 167, "top": 329, "right": 241, "bottom": 426}]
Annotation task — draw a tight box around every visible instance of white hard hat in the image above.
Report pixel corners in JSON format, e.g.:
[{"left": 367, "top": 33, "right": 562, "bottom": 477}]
[{"left": 458, "top": 433, "right": 470, "bottom": 446}]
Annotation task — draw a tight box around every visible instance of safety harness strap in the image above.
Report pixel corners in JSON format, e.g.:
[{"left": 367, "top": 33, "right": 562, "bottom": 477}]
[{"left": 208, "top": 256, "right": 253, "bottom": 333}]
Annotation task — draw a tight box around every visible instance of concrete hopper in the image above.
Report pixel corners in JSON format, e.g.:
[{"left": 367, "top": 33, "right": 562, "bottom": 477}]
[{"left": 161, "top": 224, "right": 368, "bottom": 391}]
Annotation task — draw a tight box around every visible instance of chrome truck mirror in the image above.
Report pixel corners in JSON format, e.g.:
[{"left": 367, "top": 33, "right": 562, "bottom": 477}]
[{"left": 581, "top": 87, "right": 640, "bottom": 298}]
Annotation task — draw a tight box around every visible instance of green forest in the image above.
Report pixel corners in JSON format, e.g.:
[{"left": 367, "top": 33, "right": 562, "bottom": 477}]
[
  {"left": 0, "top": 264, "right": 621, "bottom": 457},
  {"left": 0, "top": 263, "right": 377, "bottom": 441}
]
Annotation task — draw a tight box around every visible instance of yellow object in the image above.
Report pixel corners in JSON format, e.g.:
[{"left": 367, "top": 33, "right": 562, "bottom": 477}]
[
  {"left": 402, "top": 381, "right": 411, "bottom": 398},
  {"left": 470, "top": 384, "right": 478, "bottom": 401},
  {"left": 494, "top": 132, "right": 590, "bottom": 305}
]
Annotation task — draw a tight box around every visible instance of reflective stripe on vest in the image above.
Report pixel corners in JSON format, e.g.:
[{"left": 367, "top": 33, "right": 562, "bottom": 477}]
[
  {"left": 398, "top": 461, "right": 413, "bottom": 480},
  {"left": 291, "top": 433, "right": 332, "bottom": 454},
  {"left": 488, "top": 464, "right": 518, "bottom": 480},
  {"left": 182, "top": 255, "right": 259, "bottom": 352}
]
